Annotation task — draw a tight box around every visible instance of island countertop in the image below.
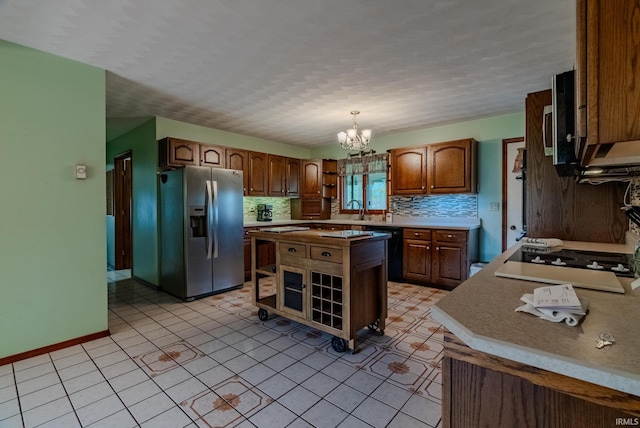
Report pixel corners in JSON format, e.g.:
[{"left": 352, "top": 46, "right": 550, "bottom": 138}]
[
  {"left": 249, "top": 228, "right": 391, "bottom": 246},
  {"left": 432, "top": 240, "right": 640, "bottom": 397}
]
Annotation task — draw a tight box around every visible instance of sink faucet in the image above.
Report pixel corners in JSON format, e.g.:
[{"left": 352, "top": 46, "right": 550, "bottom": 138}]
[{"left": 347, "top": 199, "right": 365, "bottom": 220}]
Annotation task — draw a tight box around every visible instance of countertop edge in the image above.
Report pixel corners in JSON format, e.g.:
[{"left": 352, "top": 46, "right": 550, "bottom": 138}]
[{"left": 432, "top": 275, "right": 640, "bottom": 397}]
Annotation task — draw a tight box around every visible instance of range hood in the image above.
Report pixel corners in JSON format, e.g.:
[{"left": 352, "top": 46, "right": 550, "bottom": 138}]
[{"left": 586, "top": 140, "right": 640, "bottom": 168}]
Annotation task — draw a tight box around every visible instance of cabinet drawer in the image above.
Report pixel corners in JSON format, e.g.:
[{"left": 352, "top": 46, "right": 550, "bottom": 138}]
[
  {"left": 433, "top": 230, "right": 467, "bottom": 243},
  {"left": 403, "top": 229, "right": 431, "bottom": 241},
  {"left": 280, "top": 243, "right": 307, "bottom": 258},
  {"left": 310, "top": 246, "right": 343, "bottom": 264}
]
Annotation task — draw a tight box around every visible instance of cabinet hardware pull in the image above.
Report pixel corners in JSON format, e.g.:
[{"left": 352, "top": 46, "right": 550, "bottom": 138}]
[
  {"left": 414, "top": 232, "right": 420, "bottom": 236},
  {"left": 288, "top": 248, "right": 296, "bottom": 253},
  {"left": 427, "top": 246, "right": 430, "bottom": 250},
  {"left": 301, "top": 284, "right": 306, "bottom": 289},
  {"left": 250, "top": 188, "right": 253, "bottom": 191},
  {"left": 436, "top": 247, "right": 440, "bottom": 250},
  {"left": 431, "top": 185, "right": 434, "bottom": 189},
  {"left": 317, "top": 190, "right": 320, "bottom": 193},
  {"left": 421, "top": 186, "right": 425, "bottom": 189},
  {"left": 447, "top": 234, "right": 454, "bottom": 238},
  {"left": 321, "top": 251, "right": 332, "bottom": 257}
]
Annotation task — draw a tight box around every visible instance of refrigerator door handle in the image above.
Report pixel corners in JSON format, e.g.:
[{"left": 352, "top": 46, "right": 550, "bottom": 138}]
[
  {"left": 205, "top": 180, "right": 213, "bottom": 260},
  {"left": 212, "top": 180, "right": 219, "bottom": 258}
]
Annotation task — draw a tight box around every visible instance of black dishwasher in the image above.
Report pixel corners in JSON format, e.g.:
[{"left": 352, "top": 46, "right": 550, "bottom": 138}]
[{"left": 365, "top": 226, "right": 403, "bottom": 282}]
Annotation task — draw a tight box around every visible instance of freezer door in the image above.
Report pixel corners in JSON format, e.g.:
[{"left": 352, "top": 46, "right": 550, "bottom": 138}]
[
  {"left": 185, "top": 166, "right": 214, "bottom": 298},
  {"left": 210, "top": 169, "right": 244, "bottom": 292}
]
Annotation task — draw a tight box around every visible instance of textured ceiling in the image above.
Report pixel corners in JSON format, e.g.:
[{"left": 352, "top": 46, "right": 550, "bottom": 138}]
[{"left": 0, "top": 0, "right": 575, "bottom": 146}]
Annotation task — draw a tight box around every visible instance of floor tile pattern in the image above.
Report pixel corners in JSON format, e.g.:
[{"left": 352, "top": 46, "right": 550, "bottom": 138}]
[{"left": 0, "top": 270, "right": 446, "bottom": 427}]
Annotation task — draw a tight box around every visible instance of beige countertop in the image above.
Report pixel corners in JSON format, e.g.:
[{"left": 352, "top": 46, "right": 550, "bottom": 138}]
[
  {"left": 432, "top": 240, "right": 640, "bottom": 397},
  {"left": 244, "top": 216, "right": 481, "bottom": 230}
]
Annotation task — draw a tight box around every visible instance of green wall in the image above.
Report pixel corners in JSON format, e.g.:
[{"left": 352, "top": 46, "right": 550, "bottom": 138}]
[
  {"left": 0, "top": 41, "right": 106, "bottom": 358},
  {"left": 106, "top": 119, "right": 158, "bottom": 284},
  {"left": 310, "top": 112, "right": 525, "bottom": 262},
  {"left": 156, "top": 117, "right": 311, "bottom": 159}
]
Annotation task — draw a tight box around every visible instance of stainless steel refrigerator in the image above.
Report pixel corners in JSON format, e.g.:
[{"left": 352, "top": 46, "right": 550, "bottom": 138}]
[{"left": 160, "top": 166, "right": 244, "bottom": 300}]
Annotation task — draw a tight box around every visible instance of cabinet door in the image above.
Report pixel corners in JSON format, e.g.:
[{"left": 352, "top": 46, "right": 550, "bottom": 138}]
[
  {"left": 268, "top": 155, "right": 286, "bottom": 196},
  {"left": 160, "top": 138, "right": 200, "bottom": 167},
  {"left": 226, "top": 148, "right": 249, "bottom": 195},
  {"left": 578, "top": 0, "right": 640, "bottom": 165},
  {"left": 200, "top": 144, "right": 225, "bottom": 168},
  {"left": 390, "top": 147, "right": 427, "bottom": 195},
  {"left": 301, "top": 160, "right": 322, "bottom": 197},
  {"left": 432, "top": 242, "right": 466, "bottom": 286},
  {"left": 278, "top": 265, "right": 308, "bottom": 318},
  {"left": 403, "top": 239, "right": 431, "bottom": 282},
  {"left": 248, "top": 151, "right": 268, "bottom": 196},
  {"left": 427, "top": 139, "right": 477, "bottom": 194},
  {"left": 285, "top": 157, "right": 300, "bottom": 197}
]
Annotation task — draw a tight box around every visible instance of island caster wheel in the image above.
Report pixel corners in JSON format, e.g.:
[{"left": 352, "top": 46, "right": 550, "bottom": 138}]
[
  {"left": 331, "top": 336, "right": 348, "bottom": 353},
  {"left": 258, "top": 308, "right": 269, "bottom": 321},
  {"left": 367, "top": 319, "right": 384, "bottom": 336}
]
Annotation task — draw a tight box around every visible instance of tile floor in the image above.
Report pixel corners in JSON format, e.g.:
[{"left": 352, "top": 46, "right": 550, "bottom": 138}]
[{"left": 0, "top": 270, "right": 446, "bottom": 428}]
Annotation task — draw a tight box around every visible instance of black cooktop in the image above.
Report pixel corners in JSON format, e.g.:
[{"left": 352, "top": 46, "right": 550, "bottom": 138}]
[{"left": 506, "top": 247, "right": 634, "bottom": 278}]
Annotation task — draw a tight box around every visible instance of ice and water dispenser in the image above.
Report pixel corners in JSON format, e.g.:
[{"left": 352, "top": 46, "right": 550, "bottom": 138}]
[{"left": 189, "top": 206, "right": 207, "bottom": 238}]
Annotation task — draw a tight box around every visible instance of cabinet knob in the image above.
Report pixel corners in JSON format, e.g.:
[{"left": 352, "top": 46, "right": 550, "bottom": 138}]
[
  {"left": 447, "top": 234, "right": 454, "bottom": 238},
  {"left": 436, "top": 247, "right": 440, "bottom": 251},
  {"left": 288, "top": 247, "right": 297, "bottom": 253},
  {"left": 431, "top": 185, "right": 434, "bottom": 189},
  {"left": 317, "top": 190, "right": 320, "bottom": 194},
  {"left": 414, "top": 232, "right": 420, "bottom": 236},
  {"left": 421, "top": 186, "right": 425, "bottom": 189},
  {"left": 427, "top": 246, "right": 430, "bottom": 250},
  {"left": 321, "top": 251, "right": 332, "bottom": 257},
  {"left": 250, "top": 188, "right": 253, "bottom": 191}
]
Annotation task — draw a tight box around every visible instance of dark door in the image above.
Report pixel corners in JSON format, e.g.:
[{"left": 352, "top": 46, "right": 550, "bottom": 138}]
[{"left": 114, "top": 153, "right": 132, "bottom": 270}]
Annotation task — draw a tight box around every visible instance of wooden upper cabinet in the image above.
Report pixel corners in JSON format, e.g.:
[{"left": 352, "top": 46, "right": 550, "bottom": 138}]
[
  {"left": 427, "top": 139, "right": 477, "bottom": 194},
  {"left": 159, "top": 138, "right": 200, "bottom": 167},
  {"left": 268, "top": 155, "right": 286, "bottom": 196},
  {"left": 577, "top": 0, "right": 640, "bottom": 166},
  {"left": 390, "top": 147, "right": 427, "bottom": 195},
  {"left": 301, "top": 160, "right": 323, "bottom": 197},
  {"left": 285, "top": 157, "right": 301, "bottom": 197},
  {"left": 248, "top": 151, "right": 268, "bottom": 196},
  {"left": 200, "top": 144, "right": 225, "bottom": 168},
  {"left": 225, "top": 148, "right": 249, "bottom": 195}
]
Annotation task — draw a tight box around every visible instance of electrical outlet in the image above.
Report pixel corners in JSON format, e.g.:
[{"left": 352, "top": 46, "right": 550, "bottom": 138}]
[{"left": 489, "top": 202, "right": 500, "bottom": 211}]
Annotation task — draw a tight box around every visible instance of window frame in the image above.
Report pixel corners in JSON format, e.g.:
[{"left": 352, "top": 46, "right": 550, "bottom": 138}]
[{"left": 339, "top": 173, "right": 387, "bottom": 214}]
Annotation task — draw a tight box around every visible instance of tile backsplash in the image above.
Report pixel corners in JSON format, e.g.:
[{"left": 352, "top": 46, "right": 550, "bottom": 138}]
[
  {"left": 331, "top": 194, "right": 477, "bottom": 218},
  {"left": 243, "top": 197, "right": 291, "bottom": 218},
  {"left": 245, "top": 194, "right": 478, "bottom": 220}
]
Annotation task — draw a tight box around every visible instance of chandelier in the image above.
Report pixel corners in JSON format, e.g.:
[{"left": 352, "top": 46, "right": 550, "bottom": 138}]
[{"left": 337, "top": 111, "right": 372, "bottom": 150}]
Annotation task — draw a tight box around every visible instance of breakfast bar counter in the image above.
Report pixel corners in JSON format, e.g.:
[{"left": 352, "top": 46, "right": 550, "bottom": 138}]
[
  {"left": 432, "top": 240, "right": 640, "bottom": 427},
  {"left": 250, "top": 227, "right": 390, "bottom": 353}
]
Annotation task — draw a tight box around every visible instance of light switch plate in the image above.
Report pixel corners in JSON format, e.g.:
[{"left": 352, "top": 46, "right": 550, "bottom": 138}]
[
  {"left": 75, "top": 165, "right": 87, "bottom": 179},
  {"left": 489, "top": 202, "right": 500, "bottom": 211}
]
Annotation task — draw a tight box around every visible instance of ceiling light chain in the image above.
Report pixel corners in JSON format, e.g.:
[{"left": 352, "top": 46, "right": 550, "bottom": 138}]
[{"left": 337, "top": 111, "right": 372, "bottom": 150}]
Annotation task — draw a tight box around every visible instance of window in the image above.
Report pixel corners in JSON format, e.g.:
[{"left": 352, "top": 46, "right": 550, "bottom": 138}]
[
  {"left": 338, "top": 153, "right": 388, "bottom": 214},
  {"left": 341, "top": 172, "right": 387, "bottom": 213}
]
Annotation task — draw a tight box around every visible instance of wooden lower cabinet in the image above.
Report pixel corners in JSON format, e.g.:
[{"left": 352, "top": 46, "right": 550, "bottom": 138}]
[
  {"left": 403, "top": 228, "right": 477, "bottom": 288},
  {"left": 442, "top": 331, "right": 639, "bottom": 427}
]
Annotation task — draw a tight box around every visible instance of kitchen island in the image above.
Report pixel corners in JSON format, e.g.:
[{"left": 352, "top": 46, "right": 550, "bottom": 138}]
[
  {"left": 250, "top": 227, "right": 390, "bottom": 353},
  {"left": 432, "top": 241, "right": 640, "bottom": 427}
]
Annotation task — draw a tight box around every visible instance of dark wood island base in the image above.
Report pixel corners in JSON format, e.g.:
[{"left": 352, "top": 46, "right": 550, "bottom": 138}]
[{"left": 442, "top": 331, "right": 640, "bottom": 428}]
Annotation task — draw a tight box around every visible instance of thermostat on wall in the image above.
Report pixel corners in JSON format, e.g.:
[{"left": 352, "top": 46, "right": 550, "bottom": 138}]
[{"left": 75, "top": 164, "right": 87, "bottom": 179}]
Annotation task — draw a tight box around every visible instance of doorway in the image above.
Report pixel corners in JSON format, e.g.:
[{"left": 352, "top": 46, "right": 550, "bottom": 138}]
[
  {"left": 502, "top": 137, "right": 525, "bottom": 251},
  {"left": 114, "top": 152, "right": 132, "bottom": 270}
]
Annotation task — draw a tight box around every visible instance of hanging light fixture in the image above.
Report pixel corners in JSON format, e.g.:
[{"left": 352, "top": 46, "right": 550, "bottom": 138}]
[{"left": 337, "top": 111, "right": 372, "bottom": 150}]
